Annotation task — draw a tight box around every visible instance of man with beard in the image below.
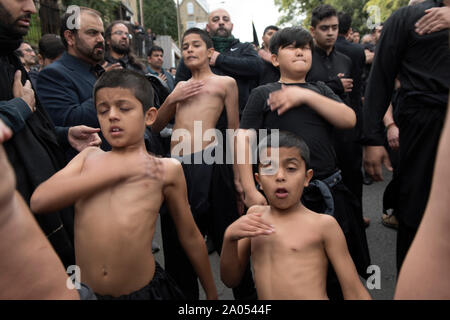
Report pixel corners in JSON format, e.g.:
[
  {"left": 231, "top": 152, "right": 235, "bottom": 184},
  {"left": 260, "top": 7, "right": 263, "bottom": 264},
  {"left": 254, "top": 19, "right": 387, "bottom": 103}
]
[
  {"left": 37, "top": 6, "right": 121, "bottom": 158},
  {"left": 146, "top": 46, "right": 175, "bottom": 92},
  {"left": 0, "top": 0, "right": 101, "bottom": 270},
  {"left": 104, "top": 21, "right": 145, "bottom": 73},
  {"left": 15, "top": 41, "right": 37, "bottom": 72}
]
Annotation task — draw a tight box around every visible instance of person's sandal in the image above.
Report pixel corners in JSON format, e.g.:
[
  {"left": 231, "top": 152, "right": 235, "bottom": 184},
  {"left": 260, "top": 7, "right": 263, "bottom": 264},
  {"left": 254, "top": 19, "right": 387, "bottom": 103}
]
[{"left": 382, "top": 213, "right": 399, "bottom": 229}]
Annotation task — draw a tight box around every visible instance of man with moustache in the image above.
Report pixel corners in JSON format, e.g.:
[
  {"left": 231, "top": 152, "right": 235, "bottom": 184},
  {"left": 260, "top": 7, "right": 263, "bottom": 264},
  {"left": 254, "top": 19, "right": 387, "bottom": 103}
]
[
  {"left": 37, "top": 6, "right": 121, "bottom": 157},
  {"left": 104, "top": 21, "right": 145, "bottom": 73},
  {"left": 0, "top": 0, "right": 101, "bottom": 269}
]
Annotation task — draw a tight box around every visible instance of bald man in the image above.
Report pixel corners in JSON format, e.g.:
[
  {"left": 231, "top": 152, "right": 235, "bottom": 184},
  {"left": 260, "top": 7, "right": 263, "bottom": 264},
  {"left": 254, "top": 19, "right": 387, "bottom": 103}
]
[{"left": 169, "top": 8, "right": 261, "bottom": 300}]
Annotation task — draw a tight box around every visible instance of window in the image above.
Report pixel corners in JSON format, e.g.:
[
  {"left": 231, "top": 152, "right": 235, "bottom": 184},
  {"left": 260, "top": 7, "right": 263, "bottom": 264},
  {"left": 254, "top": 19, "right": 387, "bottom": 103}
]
[{"left": 187, "top": 2, "right": 194, "bottom": 15}]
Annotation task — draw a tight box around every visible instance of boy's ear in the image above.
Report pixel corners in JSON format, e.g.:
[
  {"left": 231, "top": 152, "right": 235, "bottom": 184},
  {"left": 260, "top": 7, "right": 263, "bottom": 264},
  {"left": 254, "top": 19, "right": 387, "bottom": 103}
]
[
  {"left": 270, "top": 53, "right": 279, "bottom": 68},
  {"left": 145, "top": 107, "right": 158, "bottom": 126},
  {"left": 254, "top": 172, "right": 263, "bottom": 190},
  {"left": 304, "top": 169, "right": 313, "bottom": 187},
  {"left": 207, "top": 47, "right": 215, "bottom": 58}
]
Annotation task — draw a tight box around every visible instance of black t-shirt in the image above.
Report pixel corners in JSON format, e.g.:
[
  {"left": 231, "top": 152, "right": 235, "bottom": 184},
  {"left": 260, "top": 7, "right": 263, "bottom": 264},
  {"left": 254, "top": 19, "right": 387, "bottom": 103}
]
[{"left": 240, "top": 81, "right": 342, "bottom": 178}]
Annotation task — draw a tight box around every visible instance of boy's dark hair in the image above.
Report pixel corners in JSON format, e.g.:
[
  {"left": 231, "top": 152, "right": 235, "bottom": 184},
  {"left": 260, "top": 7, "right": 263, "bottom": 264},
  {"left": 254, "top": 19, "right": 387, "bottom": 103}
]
[
  {"left": 182, "top": 28, "right": 214, "bottom": 49},
  {"left": 258, "top": 131, "right": 311, "bottom": 170},
  {"left": 263, "top": 25, "right": 279, "bottom": 35},
  {"left": 148, "top": 45, "right": 164, "bottom": 57},
  {"left": 337, "top": 11, "right": 352, "bottom": 35},
  {"left": 38, "top": 34, "right": 65, "bottom": 60},
  {"left": 311, "top": 4, "right": 337, "bottom": 28},
  {"left": 60, "top": 7, "right": 101, "bottom": 49},
  {"left": 93, "top": 69, "right": 154, "bottom": 113},
  {"left": 269, "top": 27, "right": 314, "bottom": 55}
]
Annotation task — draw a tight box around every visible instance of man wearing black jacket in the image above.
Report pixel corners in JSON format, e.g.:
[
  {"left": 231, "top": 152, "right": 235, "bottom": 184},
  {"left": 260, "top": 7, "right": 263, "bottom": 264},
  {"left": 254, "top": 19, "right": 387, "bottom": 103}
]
[
  {"left": 363, "top": 0, "right": 450, "bottom": 273},
  {"left": 0, "top": 0, "right": 101, "bottom": 269}
]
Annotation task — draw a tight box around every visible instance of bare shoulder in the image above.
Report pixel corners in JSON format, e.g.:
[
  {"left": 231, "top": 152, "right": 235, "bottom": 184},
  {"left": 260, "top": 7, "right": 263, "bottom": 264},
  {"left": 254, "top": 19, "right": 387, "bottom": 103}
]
[
  {"left": 160, "top": 157, "right": 184, "bottom": 185},
  {"left": 211, "top": 74, "right": 236, "bottom": 87},
  {"left": 311, "top": 212, "right": 341, "bottom": 236}
]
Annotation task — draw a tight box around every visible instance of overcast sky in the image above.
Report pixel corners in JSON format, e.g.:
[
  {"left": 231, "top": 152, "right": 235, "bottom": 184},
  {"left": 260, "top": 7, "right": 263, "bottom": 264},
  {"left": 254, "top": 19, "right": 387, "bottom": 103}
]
[{"left": 206, "top": 0, "right": 283, "bottom": 43}]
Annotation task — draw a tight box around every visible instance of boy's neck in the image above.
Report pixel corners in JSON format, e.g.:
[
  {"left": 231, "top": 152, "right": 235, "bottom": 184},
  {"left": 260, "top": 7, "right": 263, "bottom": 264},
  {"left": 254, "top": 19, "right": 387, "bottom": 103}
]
[
  {"left": 110, "top": 140, "right": 147, "bottom": 155},
  {"left": 270, "top": 202, "right": 305, "bottom": 217},
  {"left": 190, "top": 64, "right": 214, "bottom": 80},
  {"left": 278, "top": 74, "right": 307, "bottom": 84}
]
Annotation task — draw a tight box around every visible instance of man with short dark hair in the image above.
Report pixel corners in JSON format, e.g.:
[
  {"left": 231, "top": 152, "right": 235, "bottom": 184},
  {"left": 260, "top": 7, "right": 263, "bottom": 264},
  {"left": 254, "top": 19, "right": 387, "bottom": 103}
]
[
  {"left": 15, "top": 41, "right": 37, "bottom": 72},
  {"left": 104, "top": 20, "right": 145, "bottom": 73},
  {"left": 37, "top": 7, "right": 121, "bottom": 157},
  {"left": 258, "top": 25, "right": 280, "bottom": 85},
  {"left": 28, "top": 34, "right": 65, "bottom": 87},
  {"left": 146, "top": 46, "right": 175, "bottom": 92}
]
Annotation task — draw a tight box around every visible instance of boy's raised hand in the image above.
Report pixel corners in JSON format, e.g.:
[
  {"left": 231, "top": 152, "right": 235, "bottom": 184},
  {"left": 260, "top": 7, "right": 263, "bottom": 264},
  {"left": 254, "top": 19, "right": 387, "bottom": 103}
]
[
  {"left": 13, "top": 70, "right": 35, "bottom": 112},
  {"left": 268, "top": 85, "right": 310, "bottom": 115},
  {"left": 171, "top": 80, "right": 204, "bottom": 104},
  {"left": 226, "top": 210, "right": 275, "bottom": 241}
]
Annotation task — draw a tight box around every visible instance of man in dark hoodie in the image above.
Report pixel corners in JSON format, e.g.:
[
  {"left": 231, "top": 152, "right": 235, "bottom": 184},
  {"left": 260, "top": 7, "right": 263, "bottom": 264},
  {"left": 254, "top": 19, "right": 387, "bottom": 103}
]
[{"left": 0, "top": 0, "right": 101, "bottom": 269}]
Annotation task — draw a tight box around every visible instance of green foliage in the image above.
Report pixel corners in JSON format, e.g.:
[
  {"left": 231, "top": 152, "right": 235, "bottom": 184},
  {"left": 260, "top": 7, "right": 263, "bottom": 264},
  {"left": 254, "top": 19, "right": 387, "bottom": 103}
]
[
  {"left": 61, "top": 0, "right": 121, "bottom": 24},
  {"left": 274, "top": 0, "right": 409, "bottom": 35},
  {"left": 142, "top": 0, "right": 178, "bottom": 41}
]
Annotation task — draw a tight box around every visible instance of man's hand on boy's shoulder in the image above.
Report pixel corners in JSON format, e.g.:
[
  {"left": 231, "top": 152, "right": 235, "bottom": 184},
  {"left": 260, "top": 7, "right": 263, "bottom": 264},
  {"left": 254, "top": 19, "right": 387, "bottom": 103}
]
[
  {"left": 171, "top": 80, "right": 204, "bottom": 104},
  {"left": 267, "top": 85, "right": 312, "bottom": 115},
  {"left": 68, "top": 126, "right": 102, "bottom": 152},
  {"left": 225, "top": 208, "right": 275, "bottom": 241}
]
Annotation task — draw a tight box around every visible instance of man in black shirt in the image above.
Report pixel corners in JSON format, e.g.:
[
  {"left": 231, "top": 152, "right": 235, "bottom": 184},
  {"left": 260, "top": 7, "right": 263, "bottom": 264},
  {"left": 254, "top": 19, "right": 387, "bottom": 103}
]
[
  {"left": 363, "top": 0, "right": 450, "bottom": 272},
  {"left": 238, "top": 27, "right": 370, "bottom": 299},
  {"left": 307, "top": 5, "right": 367, "bottom": 227}
]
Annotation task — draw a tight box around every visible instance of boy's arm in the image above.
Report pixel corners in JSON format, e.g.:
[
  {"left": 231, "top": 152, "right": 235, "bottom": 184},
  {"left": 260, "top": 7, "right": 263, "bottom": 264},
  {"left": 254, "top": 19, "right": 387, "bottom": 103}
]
[
  {"left": 236, "top": 129, "right": 268, "bottom": 207},
  {"left": 220, "top": 207, "right": 274, "bottom": 288},
  {"left": 151, "top": 80, "right": 204, "bottom": 133},
  {"left": 267, "top": 85, "right": 356, "bottom": 129},
  {"left": 163, "top": 159, "right": 218, "bottom": 299},
  {"left": 224, "top": 77, "right": 244, "bottom": 201},
  {"left": 322, "top": 215, "right": 371, "bottom": 300},
  {"left": 31, "top": 147, "right": 121, "bottom": 213}
]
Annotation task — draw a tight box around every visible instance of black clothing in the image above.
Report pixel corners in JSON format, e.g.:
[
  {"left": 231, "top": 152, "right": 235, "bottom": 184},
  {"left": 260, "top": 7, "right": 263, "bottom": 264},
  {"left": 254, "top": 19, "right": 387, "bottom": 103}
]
[
  {"left": 95, "top": 261, "right": 185, "bottom": 300},
  {"left": 363, "top": 0, "right": 450, "bottom": 271},
  {"left": 0, "top": 36, "right": 75, "bottom": 268},
  {"left": 307, "top": 44, "right": 363, "bottom": 217},
  {"left": 363, "top": 0, "right": 450, "bottom": 146},
  {"left": 240, "top": 81, "right": 340, "bottom": 178},
  {"left": 104, "top": 54, "right": 145, "bottom": 74},
  {"left": 307, "top": 46, "right": 353, "bottom": 105},
  {"left": 258, "top": 60, "right": 280, "bottom": 86},
  {"left": 175, "top": 39, "right": 263, "bottom": 116}
]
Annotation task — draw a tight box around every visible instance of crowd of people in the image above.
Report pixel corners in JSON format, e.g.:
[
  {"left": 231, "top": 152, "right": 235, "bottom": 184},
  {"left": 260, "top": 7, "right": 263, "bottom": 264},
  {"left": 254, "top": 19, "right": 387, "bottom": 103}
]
[{"left": 0, "top": 0, "right": 449, "bottom": 301}]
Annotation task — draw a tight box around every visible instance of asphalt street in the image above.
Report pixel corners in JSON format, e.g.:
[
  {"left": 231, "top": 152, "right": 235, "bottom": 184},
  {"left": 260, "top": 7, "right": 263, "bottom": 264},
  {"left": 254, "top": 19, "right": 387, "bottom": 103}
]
[{"left": 153, "top": 170, "right": 398, "bottom": 300}]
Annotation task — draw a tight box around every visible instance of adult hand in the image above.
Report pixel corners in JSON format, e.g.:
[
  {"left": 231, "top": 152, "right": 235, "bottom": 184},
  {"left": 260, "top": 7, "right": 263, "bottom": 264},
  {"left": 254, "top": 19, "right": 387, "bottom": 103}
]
[
  {"left": 68, "top": 126, "right": 101, "bottom": 152},
  {"left": 13, "top": 70, "right": 35, "bottom": 112},
  {"left": 258, "top": 49, "right": 272, "bottom": 63},
  {"left": 415, "top": 6, "right": 450, "bottom": 35},
  {"left": 209, "top": 51, "right": 220, "bottom": 66},
  {"left": 267, "top": 85, "right": 310, "bottom": 115},
  {"left": 387, "top": 124, "right": 400, "bottom": 150},
  {"left": 364, "top": 50, "right": 374, "bottom": 64},
  {"left": 338, "top": 73, "right": 353, "bottom": 93},
  {"left": 158, "top": 73, "right": 168, "bottom": 83},
  {"left": 363, "top": 145, "right": 393, "bottom": 181},
  {"left": 101, "top": 62, "right": 122, "bottom": 72}
]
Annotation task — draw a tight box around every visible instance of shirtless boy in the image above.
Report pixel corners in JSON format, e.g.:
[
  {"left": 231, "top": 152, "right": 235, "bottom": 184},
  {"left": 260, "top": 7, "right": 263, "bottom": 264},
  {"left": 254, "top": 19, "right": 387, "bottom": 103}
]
[
  {"left": 30, "top": 69, "right": 217, "bottom": 300},
  {"left": 151, "top": 27, "right": 243, "bottom": 299},
  {"left": 221, "top": 131, "right": 371, "bottom": 300}
]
